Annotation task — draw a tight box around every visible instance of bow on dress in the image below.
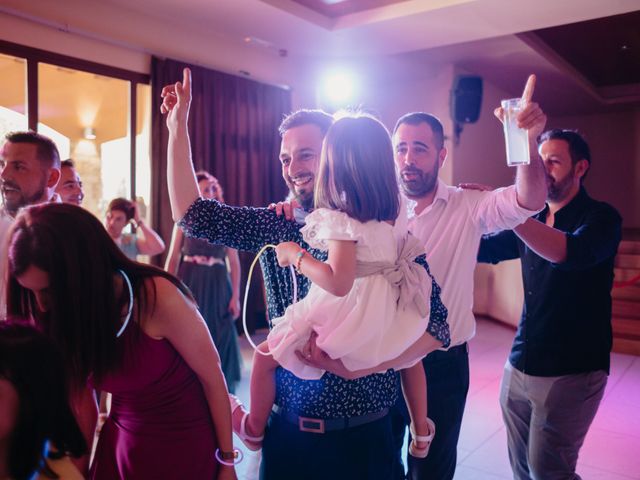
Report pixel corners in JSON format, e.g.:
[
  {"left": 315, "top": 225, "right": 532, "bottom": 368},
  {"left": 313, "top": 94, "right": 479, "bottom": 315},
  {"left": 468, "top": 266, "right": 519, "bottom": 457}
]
[{"left": 356, "top": 233, "right": 429, "bottom": 317}]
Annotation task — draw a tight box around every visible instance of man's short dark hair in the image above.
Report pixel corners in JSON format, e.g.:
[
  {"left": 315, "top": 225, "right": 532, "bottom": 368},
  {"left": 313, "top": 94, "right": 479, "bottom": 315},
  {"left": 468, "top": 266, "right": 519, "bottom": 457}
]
[
  {"left": 4, "top": 131, "right": 61, "bottom": 169},
  {"left": 278, "top": 109, "right": 333, "bottom": 137},
  {"left": 61, "top": 159, "right": 75, "bottom": 169},
  {"left": 392, "top": 112, "right": 445, "bottom": 150},
  {"left": 538, "top": 129, "right": 591, "bottom": 181},
  {"left": 538, "top": 129, "right": 591, "bottom": 166}
]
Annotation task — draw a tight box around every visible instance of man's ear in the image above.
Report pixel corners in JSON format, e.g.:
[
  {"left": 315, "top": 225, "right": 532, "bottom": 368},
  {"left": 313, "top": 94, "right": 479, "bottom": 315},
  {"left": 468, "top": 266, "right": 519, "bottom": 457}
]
[
  {"left": 575, "top": 159, "right": 589, "bottom": 180},
  {"left": 47, "top": 167, "right": 61, "bottom": 189}
]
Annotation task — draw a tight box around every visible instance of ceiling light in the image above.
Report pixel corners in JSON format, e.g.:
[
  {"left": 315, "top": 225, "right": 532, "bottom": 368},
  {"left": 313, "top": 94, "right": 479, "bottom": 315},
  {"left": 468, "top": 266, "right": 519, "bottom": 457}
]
[
  {"left": 83, "top": 127, "right": 96, "bottom": 140},
  {"left": 321, "top": 70, "right": 356, "bottom": 106}
]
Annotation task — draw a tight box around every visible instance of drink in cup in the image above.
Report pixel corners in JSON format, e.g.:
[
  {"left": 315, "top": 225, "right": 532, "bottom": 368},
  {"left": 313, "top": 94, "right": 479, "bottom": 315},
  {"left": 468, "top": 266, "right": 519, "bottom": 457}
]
[{"left": 501, "top": 98, "right": 530, "bottom": 166}]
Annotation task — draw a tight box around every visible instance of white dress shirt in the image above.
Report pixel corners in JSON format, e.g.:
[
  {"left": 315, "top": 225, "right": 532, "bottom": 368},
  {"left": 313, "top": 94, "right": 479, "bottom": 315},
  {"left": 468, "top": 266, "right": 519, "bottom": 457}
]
[
  {"left": 408, "top": 179, "right": 539, "bottom": 348},
  {"left": 0, "top": 207, "right": 15, "bottom": 317}
]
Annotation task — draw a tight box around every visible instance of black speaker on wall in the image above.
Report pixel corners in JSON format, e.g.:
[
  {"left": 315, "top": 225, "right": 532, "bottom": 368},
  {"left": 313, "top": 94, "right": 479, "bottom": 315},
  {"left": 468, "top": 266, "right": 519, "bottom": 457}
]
[{"left": 450, "top": 75, "right": 483, "bottom": 124}]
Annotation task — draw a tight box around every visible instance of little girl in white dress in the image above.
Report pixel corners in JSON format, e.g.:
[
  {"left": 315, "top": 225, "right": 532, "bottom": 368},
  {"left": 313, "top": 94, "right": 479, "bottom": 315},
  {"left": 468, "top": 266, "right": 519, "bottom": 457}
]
[
  {"left": 269, "top": 201, "right": 431, "bottom": 378},
  {"left": 231, "top": 113, "right": 449, "bottom": 458}
]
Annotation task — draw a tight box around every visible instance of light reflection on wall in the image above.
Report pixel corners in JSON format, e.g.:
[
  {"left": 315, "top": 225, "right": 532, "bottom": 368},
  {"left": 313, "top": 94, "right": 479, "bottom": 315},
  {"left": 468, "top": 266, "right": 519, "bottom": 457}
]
[
  {"left": 38, "top": 123, "right": 70, "bottom": 158},
  {"left": 0, "top": 106, "right": 28, "bottom": 137},
  {"left": 100, "top": 137, "right": 130, "bottom": 213}
]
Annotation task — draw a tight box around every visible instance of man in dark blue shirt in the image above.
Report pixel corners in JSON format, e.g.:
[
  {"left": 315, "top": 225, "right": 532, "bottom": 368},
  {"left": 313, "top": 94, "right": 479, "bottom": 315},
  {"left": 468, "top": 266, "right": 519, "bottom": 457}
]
[
  {"left": 161, "top": 68, "right": 449, "bottom": 480},
  {"left": 478, "top": 129, "right": 622, "bottom": 480}
]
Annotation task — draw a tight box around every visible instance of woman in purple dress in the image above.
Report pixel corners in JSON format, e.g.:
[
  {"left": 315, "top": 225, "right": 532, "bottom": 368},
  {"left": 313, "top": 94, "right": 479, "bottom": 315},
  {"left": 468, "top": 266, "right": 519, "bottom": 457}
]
[{"left": 6, "top": 203, "right": 238, "bottom": 480}]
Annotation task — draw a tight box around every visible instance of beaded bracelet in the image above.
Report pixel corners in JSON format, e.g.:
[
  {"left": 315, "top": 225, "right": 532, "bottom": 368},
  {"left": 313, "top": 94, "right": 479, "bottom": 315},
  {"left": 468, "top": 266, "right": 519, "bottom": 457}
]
[
  {"left": 294, "top": 249, "right": 306, "bottom": 273},
  {"left": 215, "top": 448, "right": 243, "bottom": 466}
]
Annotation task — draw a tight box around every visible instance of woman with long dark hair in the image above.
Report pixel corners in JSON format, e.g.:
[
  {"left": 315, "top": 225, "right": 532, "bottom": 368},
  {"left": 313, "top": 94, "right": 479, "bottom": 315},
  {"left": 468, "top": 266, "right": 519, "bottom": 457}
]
[
  {"left": 0, "top": 322, "right": 86, "bottom": 480},
  {"left": 6, "top": 203, "right": 237, "bottom": 480}
]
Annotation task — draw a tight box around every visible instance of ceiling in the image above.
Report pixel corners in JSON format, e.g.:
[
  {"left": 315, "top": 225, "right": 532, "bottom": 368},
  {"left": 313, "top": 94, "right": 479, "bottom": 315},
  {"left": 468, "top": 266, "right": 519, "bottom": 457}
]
[
  {"left": 1, "top": 0, "right": 639, "bottom": 115},
  {"left": 17, "top": 0, "right": 633, "bottom": 58},
  {"left": 290, "top": 0, "right": 409, "bottom": 18},
  {"left": 532, "top": 11, "right": 640, "bottom": 89}
]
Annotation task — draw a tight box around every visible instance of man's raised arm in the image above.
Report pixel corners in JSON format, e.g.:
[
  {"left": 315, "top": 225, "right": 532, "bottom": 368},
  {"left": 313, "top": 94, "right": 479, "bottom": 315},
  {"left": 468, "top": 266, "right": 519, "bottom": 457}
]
[
  {"left": 161, "top": 67, "right": 200, "bottom": 221},
  {"left": 501, "top": 75, "right": 547, "bottom": 211}
]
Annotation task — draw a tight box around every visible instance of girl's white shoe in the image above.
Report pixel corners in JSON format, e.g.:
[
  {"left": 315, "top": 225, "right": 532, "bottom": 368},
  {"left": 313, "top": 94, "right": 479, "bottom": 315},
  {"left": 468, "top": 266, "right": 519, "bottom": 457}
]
[
  {"left": 409, "top": 417, "right": 436, "bottom": 458},
  {"left": 229, "top": 394, "right": 264, "bottom": 451}
]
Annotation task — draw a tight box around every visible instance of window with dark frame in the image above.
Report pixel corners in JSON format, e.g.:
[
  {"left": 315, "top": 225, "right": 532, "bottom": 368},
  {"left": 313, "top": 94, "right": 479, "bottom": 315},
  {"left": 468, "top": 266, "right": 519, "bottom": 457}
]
[{"left": 0, "top": 39, "right": 152, "bottom": 227}]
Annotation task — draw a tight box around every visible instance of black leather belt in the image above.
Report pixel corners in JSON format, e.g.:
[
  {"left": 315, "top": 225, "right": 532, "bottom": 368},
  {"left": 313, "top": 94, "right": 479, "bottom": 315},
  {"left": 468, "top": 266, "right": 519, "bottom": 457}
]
[
  {"left": 271, "top": 405, "right": 389, "bottom": 434},
  {"left": 446, "top": 342, "right": 468, "bottom": 355},
  {"left": 424, "top": 342, "right": 468, "bottom": 362}
]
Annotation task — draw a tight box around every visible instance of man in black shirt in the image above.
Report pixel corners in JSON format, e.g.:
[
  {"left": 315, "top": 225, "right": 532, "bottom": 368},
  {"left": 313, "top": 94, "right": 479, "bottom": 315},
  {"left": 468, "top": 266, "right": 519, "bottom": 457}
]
[{"left": 478, "top": 129, "right": 622, "bottom": 479}]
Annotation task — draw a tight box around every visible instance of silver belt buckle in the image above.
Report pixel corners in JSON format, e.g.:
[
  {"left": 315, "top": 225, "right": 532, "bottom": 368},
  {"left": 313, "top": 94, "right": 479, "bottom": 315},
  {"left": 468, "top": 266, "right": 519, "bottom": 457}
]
[{"left": 298, "top": 416, "right": 325, "bottom": 433}]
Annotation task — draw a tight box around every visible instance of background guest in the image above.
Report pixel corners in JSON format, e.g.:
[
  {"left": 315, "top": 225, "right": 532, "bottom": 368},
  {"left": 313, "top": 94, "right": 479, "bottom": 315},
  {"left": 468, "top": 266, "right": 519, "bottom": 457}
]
[
  {"left": 56, "top": 159, "right": 84, "bottom": 206},
  {"left": 165, "top": 171, "right": 242, "bottom": 393},
  {"left": 105, "top": 197, "right": 165, "bottom": 260},
  {"left": 0, "top": 131, "right": 62, "bottom": 316},
  {"left": 0, "top": 322, "right": 86, "bottom": 480},
  {"left": 478, "top": 129, "right": 622, "bottom": 479}
]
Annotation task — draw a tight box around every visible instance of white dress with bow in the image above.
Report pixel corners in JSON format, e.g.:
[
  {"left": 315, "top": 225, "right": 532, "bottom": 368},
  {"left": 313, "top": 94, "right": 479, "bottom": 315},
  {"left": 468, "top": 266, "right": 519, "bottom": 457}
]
[{"left": 267, "top": 207, "right": 432, "bottom": 379}]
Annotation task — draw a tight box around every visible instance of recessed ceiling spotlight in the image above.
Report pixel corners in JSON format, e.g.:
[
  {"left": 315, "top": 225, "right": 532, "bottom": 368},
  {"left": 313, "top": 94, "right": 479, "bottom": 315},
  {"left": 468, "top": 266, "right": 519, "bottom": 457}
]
[
  {"left": 244, "top": 35, "right": 287, "bottom": 58},
  {"left": 244, "top": 36, "right": 275, "bottom": 49}
]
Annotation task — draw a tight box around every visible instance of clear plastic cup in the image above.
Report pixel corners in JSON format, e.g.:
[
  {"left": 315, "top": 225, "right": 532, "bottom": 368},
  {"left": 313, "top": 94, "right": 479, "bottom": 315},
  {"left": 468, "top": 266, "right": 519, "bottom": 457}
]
[{"left": 501, "top": 98, "right": 530, "bottom": 166}]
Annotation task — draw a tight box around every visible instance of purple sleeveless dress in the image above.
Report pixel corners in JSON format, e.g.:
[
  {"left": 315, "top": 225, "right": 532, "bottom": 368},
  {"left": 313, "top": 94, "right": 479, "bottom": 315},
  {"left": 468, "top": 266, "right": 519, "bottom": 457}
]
[{"left": 90, "top": 322, "right": 218, "bottom": 479}]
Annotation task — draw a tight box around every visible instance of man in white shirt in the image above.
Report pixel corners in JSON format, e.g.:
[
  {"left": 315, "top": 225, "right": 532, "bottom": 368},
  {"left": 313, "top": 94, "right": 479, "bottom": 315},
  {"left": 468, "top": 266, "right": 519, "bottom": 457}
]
[
  {"left": 391, "top": 77, "right": 547, "bottom": 479},
  {"left": 0, "top": 131, "right": 61, "bottom": 314}
]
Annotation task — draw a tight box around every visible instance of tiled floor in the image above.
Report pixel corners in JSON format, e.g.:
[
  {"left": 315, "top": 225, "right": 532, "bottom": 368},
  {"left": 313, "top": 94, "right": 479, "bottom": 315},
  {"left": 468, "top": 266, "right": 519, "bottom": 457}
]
[{"left": 233, "top": 317, "right": 640, "bottom": 479}]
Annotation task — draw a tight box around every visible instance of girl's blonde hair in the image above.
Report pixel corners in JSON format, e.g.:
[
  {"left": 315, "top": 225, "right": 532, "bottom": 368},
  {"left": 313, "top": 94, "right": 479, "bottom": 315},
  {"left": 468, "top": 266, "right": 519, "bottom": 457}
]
[{"left": 315, "top": 113, "right": 399, "bottom": 222}]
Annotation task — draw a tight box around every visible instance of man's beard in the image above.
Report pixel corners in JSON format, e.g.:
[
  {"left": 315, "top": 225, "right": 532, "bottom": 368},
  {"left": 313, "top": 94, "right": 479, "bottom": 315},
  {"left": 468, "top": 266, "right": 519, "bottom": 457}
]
[
  {"left": 285, "top": 178, "right": 315, "bottom": 211},
  {"left": 399, "top": 162, "right": 439, "bottom": 199},
  {"left": 547, "top": 167, "right": 575, "bottom": 202},
  {"left": 2, "top": 179, "right": 47, "bottom": 216},
  {"left": 295, "top": 188, "right": 314, "bottom": 211}
]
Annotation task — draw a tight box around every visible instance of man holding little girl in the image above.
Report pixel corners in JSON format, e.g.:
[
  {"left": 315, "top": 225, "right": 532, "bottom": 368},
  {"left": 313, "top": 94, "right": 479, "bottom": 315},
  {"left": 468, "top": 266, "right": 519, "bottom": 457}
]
[{"left": 162, "top": 69, "right": 547, "bottom": 480}]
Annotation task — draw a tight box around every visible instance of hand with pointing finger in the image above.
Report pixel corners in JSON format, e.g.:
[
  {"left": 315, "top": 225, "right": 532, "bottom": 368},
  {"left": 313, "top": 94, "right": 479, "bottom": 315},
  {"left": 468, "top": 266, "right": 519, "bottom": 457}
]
[
  {"left": 160, "top": 67, "right": 192, "bottom": 134},
  {"left": 494, "top": 74, "right": 546, "bottom": 144}
]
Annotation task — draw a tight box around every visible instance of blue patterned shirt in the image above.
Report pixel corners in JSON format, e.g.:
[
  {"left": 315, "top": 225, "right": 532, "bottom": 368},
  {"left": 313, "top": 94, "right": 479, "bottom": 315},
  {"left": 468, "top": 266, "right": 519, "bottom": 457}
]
[{"left": 179, "top": 198, "right": 449, "bottom": 417}]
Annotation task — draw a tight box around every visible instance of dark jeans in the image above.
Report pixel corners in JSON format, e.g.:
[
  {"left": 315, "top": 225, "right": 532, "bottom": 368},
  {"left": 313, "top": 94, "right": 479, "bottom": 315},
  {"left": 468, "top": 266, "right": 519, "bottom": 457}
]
[
  {"left": 391, "top": 343, "right": 470, "bottom": 480},
  {"left": 261, "top": 410, "right": 396, "bottom": 480}
]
